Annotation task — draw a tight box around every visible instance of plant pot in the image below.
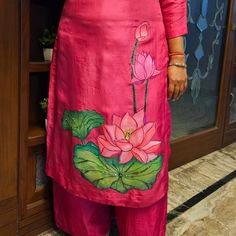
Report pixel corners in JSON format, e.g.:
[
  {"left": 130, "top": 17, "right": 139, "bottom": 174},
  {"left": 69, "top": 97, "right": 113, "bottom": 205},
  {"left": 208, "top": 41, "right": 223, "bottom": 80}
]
[{"left": 43, "top": 48, "right": 53, "bottom": 61}]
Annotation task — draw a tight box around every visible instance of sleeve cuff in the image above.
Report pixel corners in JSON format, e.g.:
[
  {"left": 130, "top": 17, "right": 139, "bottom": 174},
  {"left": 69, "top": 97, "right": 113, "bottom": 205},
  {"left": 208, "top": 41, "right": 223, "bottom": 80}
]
[{"left": 165, "top": 24, "right": 188, "bottom": 39}]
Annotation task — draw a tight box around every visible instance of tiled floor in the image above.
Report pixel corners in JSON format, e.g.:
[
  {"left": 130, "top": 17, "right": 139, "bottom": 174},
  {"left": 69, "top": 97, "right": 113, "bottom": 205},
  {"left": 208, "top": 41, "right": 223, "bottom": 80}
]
[
  {"left": 167, "top": 142, "right": 236, "bottom": 212},
  {"left": 167, "top": 178, "right": 236, "bottom": 236},
  {"left": 39, "top": 142, "right": 236, "bottom": 236},
  {"left": 167, "top": 142, "right": 236, "bottom": 235}
]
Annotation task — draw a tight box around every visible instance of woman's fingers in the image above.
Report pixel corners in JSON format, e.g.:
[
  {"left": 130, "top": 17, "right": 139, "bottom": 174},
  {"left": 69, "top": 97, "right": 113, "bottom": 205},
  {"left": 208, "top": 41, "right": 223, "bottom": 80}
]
[
  {"left": 178, "top": 80, "right": 188, "bottom": 99},
  {"left": 176, "top": 80, "right": 186, "bottom": 100},
  {"left": 168, "top": 67, "right": 188, "bottom": 101},
  {"left": 168, "top": 82, "right": 175, "bottom": 100},
  {"left": 172, "top": 83, "right": 180, "bottom": 100},
  {"left": 184, "top": 79, "right": 188, "bottom": 91}
]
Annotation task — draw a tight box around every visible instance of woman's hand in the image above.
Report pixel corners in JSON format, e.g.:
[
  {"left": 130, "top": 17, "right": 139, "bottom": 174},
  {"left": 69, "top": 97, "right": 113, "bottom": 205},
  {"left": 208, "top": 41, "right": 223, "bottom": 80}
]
[
  {"left": 166, "top": 36, "right": 188, "bottom": 101},
  {"left": 167, "top": 57, "right": 188, "bottom": 101}
]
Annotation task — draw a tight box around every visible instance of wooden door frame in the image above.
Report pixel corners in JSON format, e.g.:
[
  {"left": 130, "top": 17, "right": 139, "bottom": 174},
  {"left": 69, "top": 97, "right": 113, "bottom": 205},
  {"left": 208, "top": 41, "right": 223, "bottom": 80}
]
[
  {"left": 222, "top": 0, "right": 236, "bottom": 146},
  {"left": 169, "top": 0, "right": 235, "bottom": 170},
  {"left": 19, "top": 0, "right": 53, "bottom": 235},
  {"left": 0, "top": 0, "right": 20, "bottom": 235}
]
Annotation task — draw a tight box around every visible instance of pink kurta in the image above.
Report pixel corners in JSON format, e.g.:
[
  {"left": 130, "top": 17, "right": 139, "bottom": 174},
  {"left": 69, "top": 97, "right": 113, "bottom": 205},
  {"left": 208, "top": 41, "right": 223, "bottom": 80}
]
[{"left": 46, "top": 0, "right": 188, "bottom": 208}]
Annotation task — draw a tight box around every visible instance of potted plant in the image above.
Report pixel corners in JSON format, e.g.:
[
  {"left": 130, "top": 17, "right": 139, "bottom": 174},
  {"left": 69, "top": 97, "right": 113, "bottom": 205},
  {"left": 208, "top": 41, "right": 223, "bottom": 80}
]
[
  {"left": 40, "top": 98, "right": 48, "bottom": 129},
  {"left": 39, "top": 26, "right": 56, "bottom": 61}
]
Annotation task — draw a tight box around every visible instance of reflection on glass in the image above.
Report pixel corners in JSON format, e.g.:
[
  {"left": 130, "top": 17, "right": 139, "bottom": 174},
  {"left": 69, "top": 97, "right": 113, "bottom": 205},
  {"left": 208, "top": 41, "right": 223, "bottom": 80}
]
[
  {"left": 36, "top": 151, "right": 49, "bottom": 189},
  {"left": 230, "top": 75, "right": 236, "bottom": 123},
  {"left": 171, "top": 0, "right": 229, "bottom": 140}
]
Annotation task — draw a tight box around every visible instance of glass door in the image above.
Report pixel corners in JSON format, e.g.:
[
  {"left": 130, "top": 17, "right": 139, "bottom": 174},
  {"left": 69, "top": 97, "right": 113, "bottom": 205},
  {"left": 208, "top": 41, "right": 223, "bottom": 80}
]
[
  {"left": 171, "top": 0, "right": 229, "bottom": 140},
  {"left": 169, "top": 0, "right": 232, "bottom": 169}
]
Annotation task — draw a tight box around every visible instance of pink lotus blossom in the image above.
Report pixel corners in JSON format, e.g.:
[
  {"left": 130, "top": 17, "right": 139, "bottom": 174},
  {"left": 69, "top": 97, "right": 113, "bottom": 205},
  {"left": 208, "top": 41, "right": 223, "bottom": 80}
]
[
  {"left": 135, "top": 22, "right": 150, "bottom": 42},
  {"left": 132, "top": 52, "right": 160, "bottom": 84},
  {"left": 97, "top": 109, "right": 161, "bottom": 164}
]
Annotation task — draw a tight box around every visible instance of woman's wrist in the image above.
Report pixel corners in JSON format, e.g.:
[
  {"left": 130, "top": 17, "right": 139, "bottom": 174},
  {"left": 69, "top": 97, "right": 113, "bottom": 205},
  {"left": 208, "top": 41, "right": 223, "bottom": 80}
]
[
  {"left": 168, "top": 62, "right": 187, "bottom": 68},
  {"left": 168, "top": 54, "right": 187, "bottom": 68},
  {"left": 169, "top": 56, "right": 186, "bottom": 64},
  {"left": 168, "top": 51, "right": 185, "bottom": 57}
]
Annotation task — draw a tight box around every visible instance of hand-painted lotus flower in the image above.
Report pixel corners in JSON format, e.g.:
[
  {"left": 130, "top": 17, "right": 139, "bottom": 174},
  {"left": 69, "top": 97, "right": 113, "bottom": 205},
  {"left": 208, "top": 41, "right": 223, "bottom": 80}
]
[
  {"left": 132, "top": 52, "right": 160, "bottom": 84},
  {"left": 135, "top": 22, "right": 150, "bottom": 42},
  {"left": 97, "top": 109, "right": 161, "bottom": 164}
]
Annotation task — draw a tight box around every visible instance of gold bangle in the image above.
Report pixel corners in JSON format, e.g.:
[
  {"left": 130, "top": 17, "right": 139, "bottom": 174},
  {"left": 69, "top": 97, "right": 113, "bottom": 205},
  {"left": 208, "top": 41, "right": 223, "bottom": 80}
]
[
  {"left": 168, "top": 52, "right": 185, "bottom": 56},
  {"left": 168, "top": 62, "right": 187, "bottom": 68},
  {"left": 169, "top": 54, "right": 185, "bottom": 58}
]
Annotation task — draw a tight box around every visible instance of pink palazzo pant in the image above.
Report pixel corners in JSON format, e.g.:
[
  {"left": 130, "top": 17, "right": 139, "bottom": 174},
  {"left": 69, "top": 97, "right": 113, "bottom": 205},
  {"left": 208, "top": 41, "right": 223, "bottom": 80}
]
[{"left": 53, "top": 181, "right": 168, "bottom": 236}]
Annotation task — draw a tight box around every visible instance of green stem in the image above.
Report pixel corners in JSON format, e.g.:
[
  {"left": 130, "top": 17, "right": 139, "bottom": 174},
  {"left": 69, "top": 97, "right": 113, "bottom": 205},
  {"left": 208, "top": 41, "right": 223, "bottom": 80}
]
[
  {"left": 131, "top": 39, "right": 138, "bottom": 64},
  {"left": 82, "top": 139, "right": 86, "bottom": 145},
  {"left": 144, "top": 79, "right": 149, "bottom": 113},
  {"left": 132, "top": 84, "right": 137, "bottom": 113},
  {"left": 131, "top": 39, "right": 138, "bottom": 113}
]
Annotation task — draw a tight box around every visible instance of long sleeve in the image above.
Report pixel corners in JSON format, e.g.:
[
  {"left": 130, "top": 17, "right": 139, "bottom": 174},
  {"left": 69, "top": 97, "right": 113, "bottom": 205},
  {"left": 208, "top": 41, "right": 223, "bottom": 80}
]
[{"left": 159, "top": 0, "right": 188, "bottom": 39}]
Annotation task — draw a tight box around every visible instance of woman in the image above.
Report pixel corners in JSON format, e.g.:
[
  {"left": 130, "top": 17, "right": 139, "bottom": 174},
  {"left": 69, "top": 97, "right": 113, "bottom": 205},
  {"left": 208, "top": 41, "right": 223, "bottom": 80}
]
[{"left": 46, "top": 0, "right": 188, "bottom": 235}]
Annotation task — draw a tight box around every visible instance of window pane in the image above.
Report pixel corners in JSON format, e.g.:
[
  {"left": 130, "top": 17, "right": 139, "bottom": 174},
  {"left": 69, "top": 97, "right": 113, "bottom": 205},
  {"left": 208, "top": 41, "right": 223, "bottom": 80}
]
[{"left": 171, "top": 0, "right": 229, "bottom": 140}]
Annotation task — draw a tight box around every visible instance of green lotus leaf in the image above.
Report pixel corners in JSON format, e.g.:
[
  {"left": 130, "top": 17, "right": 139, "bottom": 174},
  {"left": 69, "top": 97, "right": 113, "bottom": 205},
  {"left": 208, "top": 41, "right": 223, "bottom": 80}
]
[
  {"left": 73, "top": 142, "right": 163, "bottom": 193},
  {"left": 111, "top": 178, "right": 128, "bottom": 193},
  {"left": 120, "top": 156, "right": 163, "bottom": 191},
  {"left": 62, "top": 110, "right": 105, "bottom": 142},
  {"left": 73, "top": 143, "right": 119, "bottom": 190}
]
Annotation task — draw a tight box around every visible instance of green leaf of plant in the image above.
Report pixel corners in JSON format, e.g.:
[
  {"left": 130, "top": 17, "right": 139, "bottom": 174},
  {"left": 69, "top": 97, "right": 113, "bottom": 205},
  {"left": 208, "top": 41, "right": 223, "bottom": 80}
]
[
  {"left": 119, "top": 156, "right": 163, "bottom": 191},
  {"left": 62, "top": 110, "right": 105, "bottom": 142},
  {"left": 73, "top": 143, "right": 119, "bottom": 190},
  {"left": 39, "top": 27, "right": 57, "bottom": 48},
  {"left": 111, "top": 178, "right": 128, "bottom": 193},
  {"left": 73, "top": 142, "right": 163, "bottom": 193}
]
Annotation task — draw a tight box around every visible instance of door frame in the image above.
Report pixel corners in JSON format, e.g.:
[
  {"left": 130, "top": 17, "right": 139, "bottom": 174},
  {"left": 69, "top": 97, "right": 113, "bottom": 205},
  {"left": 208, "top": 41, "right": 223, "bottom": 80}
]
[{"left": 222, "top": 0, "right": 236, "bottom": 146}]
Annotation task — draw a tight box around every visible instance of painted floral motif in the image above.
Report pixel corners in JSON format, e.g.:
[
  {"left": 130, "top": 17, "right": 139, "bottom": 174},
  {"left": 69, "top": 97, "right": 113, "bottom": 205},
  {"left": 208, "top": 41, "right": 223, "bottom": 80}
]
[
  {"left": 97, "top": 109, "right": 161, "bottom": 164},
  {"left": 131, "top": 22, "right": 160, "bottom": 116},
  {"left": 61, "top": 21, "right": 163, "bottom": 193},
  {"left": 73, "top": 141, "right": 162, "bottom": 193},
  {"left": 132, "top": 52, "right": 160, "bottom": 84},
  {"left": 135, "top": 22, "right": 150, "bottom": 42},
  {"left": 62, "top": 109, "right": 163, "bottom": 193}
]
